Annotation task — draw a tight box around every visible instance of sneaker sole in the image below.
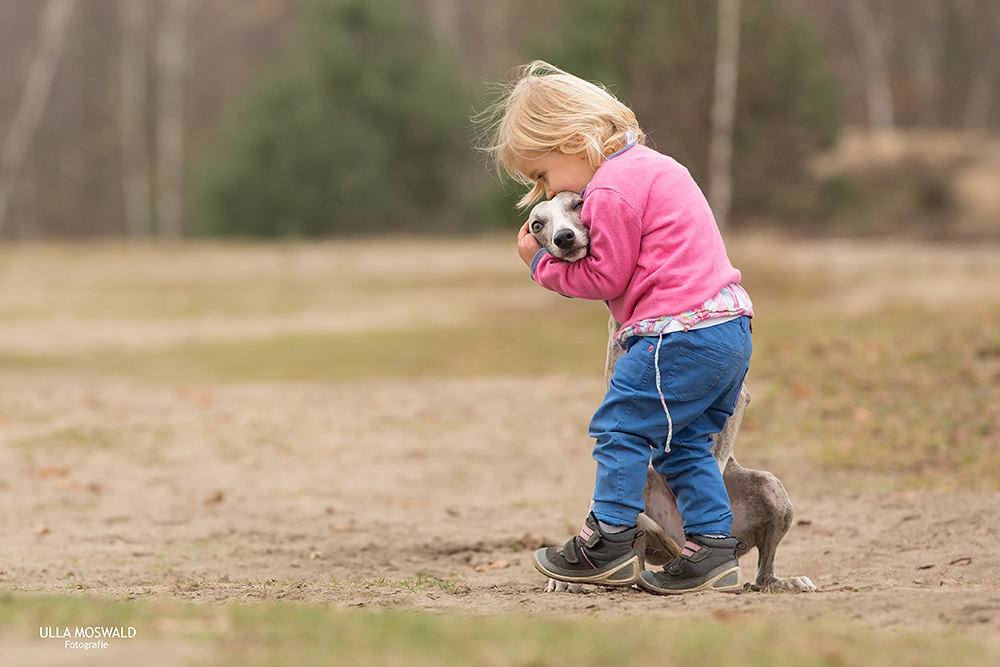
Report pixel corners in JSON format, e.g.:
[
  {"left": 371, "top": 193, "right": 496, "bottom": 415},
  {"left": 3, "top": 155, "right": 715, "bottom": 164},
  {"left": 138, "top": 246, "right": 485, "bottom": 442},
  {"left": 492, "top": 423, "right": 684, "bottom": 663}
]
[
  {"left": 533, "top": 551, "right": 641, "bottom": 588},
  {"left": 636, "top": 564, "right": 744, "bottom": 595}
]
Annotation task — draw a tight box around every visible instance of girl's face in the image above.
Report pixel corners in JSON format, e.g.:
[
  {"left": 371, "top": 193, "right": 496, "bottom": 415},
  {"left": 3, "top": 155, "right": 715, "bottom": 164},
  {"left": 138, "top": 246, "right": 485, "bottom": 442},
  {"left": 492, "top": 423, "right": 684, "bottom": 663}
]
[{"left": 519, "top": 149, "right": 597, "bottom": 200}]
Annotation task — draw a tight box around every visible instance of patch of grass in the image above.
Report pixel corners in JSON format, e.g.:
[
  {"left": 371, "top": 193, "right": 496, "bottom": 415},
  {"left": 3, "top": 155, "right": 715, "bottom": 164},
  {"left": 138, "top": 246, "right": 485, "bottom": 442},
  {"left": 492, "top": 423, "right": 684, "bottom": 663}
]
[
  {"left": 0, "top": 593, "right": 991, "bottom": 667},
  {"left": 11, "top": 425, "right": 125, "bottom": 454},
  {"left": 0, "top": 351, "right": 73, "bottom": 372},
  {"left": 0, "top": 240, "right": 523, "bottom": 321},
  {"left": 332, "top": 573, "right": 461, "bottom": 593},
  {"left": 745, "top": 304, "right": 1000, "bottom": 488},
  {"left": 0, "top": 306, "right": 611, "bottom": 384}
]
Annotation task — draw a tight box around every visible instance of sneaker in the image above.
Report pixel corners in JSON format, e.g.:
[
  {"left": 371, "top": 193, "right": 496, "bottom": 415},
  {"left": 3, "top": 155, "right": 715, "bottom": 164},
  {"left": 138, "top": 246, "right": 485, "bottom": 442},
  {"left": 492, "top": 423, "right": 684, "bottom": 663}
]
[
  {"left": 533, "top": 512, "right": 643, "bottom": 587},
  {"left": 637, "top": 534, "right": 744, "bottom": 595}
]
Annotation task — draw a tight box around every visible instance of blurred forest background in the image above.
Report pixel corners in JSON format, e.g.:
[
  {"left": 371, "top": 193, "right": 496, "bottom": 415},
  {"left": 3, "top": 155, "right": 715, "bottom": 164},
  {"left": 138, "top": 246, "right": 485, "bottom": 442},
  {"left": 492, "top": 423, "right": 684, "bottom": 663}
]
[{"left": 1, "top": 0, "right": 999, "bottom": 240}]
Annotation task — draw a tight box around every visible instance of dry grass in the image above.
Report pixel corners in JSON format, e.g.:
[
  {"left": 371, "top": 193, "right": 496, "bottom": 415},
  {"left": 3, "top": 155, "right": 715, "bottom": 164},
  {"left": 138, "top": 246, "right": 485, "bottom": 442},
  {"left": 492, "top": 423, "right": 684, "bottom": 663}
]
[{"left": 5, "top": 235, "right": 998, "bottom": 488}]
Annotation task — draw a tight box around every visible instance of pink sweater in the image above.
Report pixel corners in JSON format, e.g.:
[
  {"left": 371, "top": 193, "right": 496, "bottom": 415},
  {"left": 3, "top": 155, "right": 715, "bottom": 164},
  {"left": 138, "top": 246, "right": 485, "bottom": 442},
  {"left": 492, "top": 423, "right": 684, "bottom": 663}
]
[{"left": 531, "top": 144, "right": 744, "bottom": 332}]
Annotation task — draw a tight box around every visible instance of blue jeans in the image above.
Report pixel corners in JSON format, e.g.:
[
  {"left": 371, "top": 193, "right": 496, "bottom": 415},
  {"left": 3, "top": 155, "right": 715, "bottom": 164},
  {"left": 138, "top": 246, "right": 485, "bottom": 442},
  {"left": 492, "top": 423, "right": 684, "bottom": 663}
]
[{"left": 588, "top": 316, "right": 752, "bottom": 536}]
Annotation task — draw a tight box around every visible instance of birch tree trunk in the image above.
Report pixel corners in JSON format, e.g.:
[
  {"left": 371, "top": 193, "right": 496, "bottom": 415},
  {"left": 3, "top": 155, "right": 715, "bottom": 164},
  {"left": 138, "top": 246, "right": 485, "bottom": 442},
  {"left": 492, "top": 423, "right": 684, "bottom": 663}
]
[
  {"left": 155, "top": 0, "right": 189, "bottom": 239},
  {"left": 119, "top": 0, "right": 152, "bottom": 238},
  {"left": 964, "top": 70, "right": 995, "bottom": 132},
  {"left": 958, "top": 1, "right": 996, "bottom": 132},
  {"left": 708, "top": 0, "right": 741, "bottom": 231},
  {"left": 848, "top": 0, "right": 894, "bottom": 130},
  {"left": 0, "top": 0, "right": 76, "bottom": 235},
  {"left": 426, "top": 0, "right": 461, "bottom": 48}
]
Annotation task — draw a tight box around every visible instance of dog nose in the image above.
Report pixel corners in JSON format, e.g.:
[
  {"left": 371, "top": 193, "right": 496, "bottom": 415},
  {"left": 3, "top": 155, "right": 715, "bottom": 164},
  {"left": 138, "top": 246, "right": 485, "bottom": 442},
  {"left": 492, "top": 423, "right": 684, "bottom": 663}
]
[{"left": 553, "top": 229, "right": 576, "bottom": 249}]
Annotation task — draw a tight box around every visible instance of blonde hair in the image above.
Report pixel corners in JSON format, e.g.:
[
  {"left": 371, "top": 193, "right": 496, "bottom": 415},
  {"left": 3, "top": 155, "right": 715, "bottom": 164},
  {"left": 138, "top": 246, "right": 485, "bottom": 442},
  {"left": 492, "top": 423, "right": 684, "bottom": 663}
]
[{"left": 476, "top": 61, "right": 645, "bottom": 207}]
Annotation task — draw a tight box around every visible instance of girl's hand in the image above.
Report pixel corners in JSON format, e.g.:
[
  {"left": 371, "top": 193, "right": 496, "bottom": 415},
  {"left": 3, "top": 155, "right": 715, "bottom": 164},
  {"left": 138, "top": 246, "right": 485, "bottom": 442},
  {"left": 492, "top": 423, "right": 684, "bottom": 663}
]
[{"left": 517, "top": 221, "right": 542, "bottom": 267}]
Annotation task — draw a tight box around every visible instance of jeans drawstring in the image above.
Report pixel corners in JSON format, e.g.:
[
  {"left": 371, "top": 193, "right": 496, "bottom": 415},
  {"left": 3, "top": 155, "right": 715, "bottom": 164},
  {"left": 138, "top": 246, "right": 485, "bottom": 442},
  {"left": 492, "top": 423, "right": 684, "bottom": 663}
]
[{"left": 653, "top": 332, "right": 673, "bottom": 453}]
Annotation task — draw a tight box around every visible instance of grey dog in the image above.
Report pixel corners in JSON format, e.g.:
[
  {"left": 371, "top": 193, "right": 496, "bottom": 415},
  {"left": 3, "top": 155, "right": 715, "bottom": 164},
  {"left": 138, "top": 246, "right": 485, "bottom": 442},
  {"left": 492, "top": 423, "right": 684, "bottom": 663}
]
[{"left": 528, "top": 192, "right": 815, "bottom": 593}]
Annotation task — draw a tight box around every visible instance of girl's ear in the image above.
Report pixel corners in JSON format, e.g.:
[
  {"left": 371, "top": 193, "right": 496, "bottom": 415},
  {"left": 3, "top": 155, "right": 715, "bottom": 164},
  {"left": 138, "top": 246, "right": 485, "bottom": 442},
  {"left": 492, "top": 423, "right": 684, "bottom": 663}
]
[{"left": 560, "top": 133, "right": 587, "bottom": 153}]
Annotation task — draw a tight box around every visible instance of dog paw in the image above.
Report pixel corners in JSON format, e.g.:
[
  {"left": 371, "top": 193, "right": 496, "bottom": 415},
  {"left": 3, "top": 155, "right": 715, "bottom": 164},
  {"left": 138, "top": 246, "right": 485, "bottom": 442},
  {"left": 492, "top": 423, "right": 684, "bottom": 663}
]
[
  {"left": 756, "top": 575, "right": 816, "bottom": 593},
  {"left": 783, "top": 575, "right": 817, "bottom": 592},
  {"left": 546, "top": 578, "right": 584, "bottom": 593}
]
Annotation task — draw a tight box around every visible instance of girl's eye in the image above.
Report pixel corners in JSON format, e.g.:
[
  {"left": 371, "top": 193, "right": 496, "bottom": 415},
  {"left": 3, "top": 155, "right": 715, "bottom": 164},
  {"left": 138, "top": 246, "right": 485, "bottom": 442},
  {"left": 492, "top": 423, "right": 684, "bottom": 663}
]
[{"left": 530, "top": 221, "right": 543, "bottom": 232}]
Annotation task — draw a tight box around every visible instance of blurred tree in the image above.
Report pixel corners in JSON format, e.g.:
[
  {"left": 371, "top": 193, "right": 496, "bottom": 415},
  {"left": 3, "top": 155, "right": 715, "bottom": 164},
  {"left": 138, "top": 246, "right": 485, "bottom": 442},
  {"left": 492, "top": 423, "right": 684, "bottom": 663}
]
[
  {"left": 709, "top": 0, "right": 742, "bottom": 230},
  {"left": 534, "top": 0, "right": 842, "bottom": 223},
  {"left": 792, "top": 0, "right": 1000, "bottom": 132},
  {"left": 194, "top": 0, "right": 470, "bottom": 237},
  {"left": 156, "top": 0, "right": 189, "bottom": 238},
  {"left": 0, "top": 0, "right": 75, "bottom": 235},
  {"left": 118, "top": 0, "right": 152, "bottom": 239},
  {"left": 848, "top": 0, "right": 894, "bottom": 130}
]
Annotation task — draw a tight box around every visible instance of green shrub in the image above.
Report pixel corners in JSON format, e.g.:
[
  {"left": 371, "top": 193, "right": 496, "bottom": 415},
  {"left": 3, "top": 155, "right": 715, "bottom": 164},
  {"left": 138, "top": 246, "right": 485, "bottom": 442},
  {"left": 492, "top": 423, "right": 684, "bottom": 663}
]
[{"left": 193, "top": 0, "right": 470, "bottom": 237}]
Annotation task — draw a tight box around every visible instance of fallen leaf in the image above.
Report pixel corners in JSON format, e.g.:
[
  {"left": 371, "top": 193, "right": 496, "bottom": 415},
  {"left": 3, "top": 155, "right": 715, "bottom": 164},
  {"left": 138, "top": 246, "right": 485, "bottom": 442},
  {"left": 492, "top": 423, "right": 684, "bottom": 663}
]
[
  {"left": 34, "top": 467, "right": 68, "bottom": 479},
  {"left": 204, "top": 491, "right": 225, "bottom": 505},
  {"left": 57, "top": 479, "right": 101, "bottom": 494},
  {"left": 474, "top": 558, "right": 510, "bottom": 572},
  {"left": 950, "top": 557, "right": 972, "bottom": 566},
  {"left": 712, "top": 609, "right": 743, "bottom": 623},
  {"left": 308, "top": 550, "right": 324, "bottom": 560},
  {"left": 518, "top": 532, "right": 548, "bottom": 551}
]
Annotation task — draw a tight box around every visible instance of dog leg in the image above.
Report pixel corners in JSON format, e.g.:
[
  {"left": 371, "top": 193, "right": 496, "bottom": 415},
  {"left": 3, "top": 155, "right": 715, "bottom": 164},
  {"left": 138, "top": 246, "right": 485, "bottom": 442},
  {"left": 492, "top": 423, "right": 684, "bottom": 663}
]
[
  {"left": 638, "top": 467, "right": 684, "bottom": 566},
  {"left": 725, "top": 458, "right": 816, "bottom": 592},
  {"left": 709, "top": 385, "right": 750, "bottom": 472}
]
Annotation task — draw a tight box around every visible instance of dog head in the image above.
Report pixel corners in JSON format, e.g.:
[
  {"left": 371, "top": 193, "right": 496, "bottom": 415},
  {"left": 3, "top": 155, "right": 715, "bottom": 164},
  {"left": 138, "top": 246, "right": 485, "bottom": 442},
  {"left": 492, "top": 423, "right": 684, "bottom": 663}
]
[{"left": 527, "top": 191, "right": 589, "bottom": 262}]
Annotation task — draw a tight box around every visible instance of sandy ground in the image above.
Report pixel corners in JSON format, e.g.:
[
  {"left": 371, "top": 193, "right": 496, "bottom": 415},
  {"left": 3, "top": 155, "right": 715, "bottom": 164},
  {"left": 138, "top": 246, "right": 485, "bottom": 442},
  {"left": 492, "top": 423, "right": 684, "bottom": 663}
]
[{"left": 1, "top": 237, "right": 999, "bottom": 659}]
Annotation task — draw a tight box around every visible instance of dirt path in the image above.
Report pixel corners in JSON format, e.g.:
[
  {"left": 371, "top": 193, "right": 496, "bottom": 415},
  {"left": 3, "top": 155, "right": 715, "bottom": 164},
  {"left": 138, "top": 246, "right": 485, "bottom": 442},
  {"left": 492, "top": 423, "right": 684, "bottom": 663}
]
[{"left": 1, "top": 371, "right": 998, "bottom": 643}]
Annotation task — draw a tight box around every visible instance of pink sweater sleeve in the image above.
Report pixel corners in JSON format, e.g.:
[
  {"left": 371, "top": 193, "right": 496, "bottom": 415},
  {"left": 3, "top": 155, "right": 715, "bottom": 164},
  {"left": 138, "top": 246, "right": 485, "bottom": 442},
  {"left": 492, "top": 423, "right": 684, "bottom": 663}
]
[{"left": 532, "top": 188, "right": 640, "bottom": 301}]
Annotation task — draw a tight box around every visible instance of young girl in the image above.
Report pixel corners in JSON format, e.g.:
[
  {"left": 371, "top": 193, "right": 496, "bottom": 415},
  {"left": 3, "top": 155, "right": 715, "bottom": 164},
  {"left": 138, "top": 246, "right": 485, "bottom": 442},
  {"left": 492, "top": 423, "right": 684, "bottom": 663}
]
[{"left": 482, "top": 61, "right": 754, "bottom": 594}]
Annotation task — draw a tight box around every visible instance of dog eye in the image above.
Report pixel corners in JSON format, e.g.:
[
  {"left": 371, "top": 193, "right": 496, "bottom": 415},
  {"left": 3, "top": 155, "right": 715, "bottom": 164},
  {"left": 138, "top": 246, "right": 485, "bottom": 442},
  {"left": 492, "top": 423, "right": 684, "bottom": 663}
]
[
  {"left": 573, "top": 200, "right": 583, "bottom": 210},
  {"left": 530, "top": 221, "right": 543, "bottom": 232}
]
